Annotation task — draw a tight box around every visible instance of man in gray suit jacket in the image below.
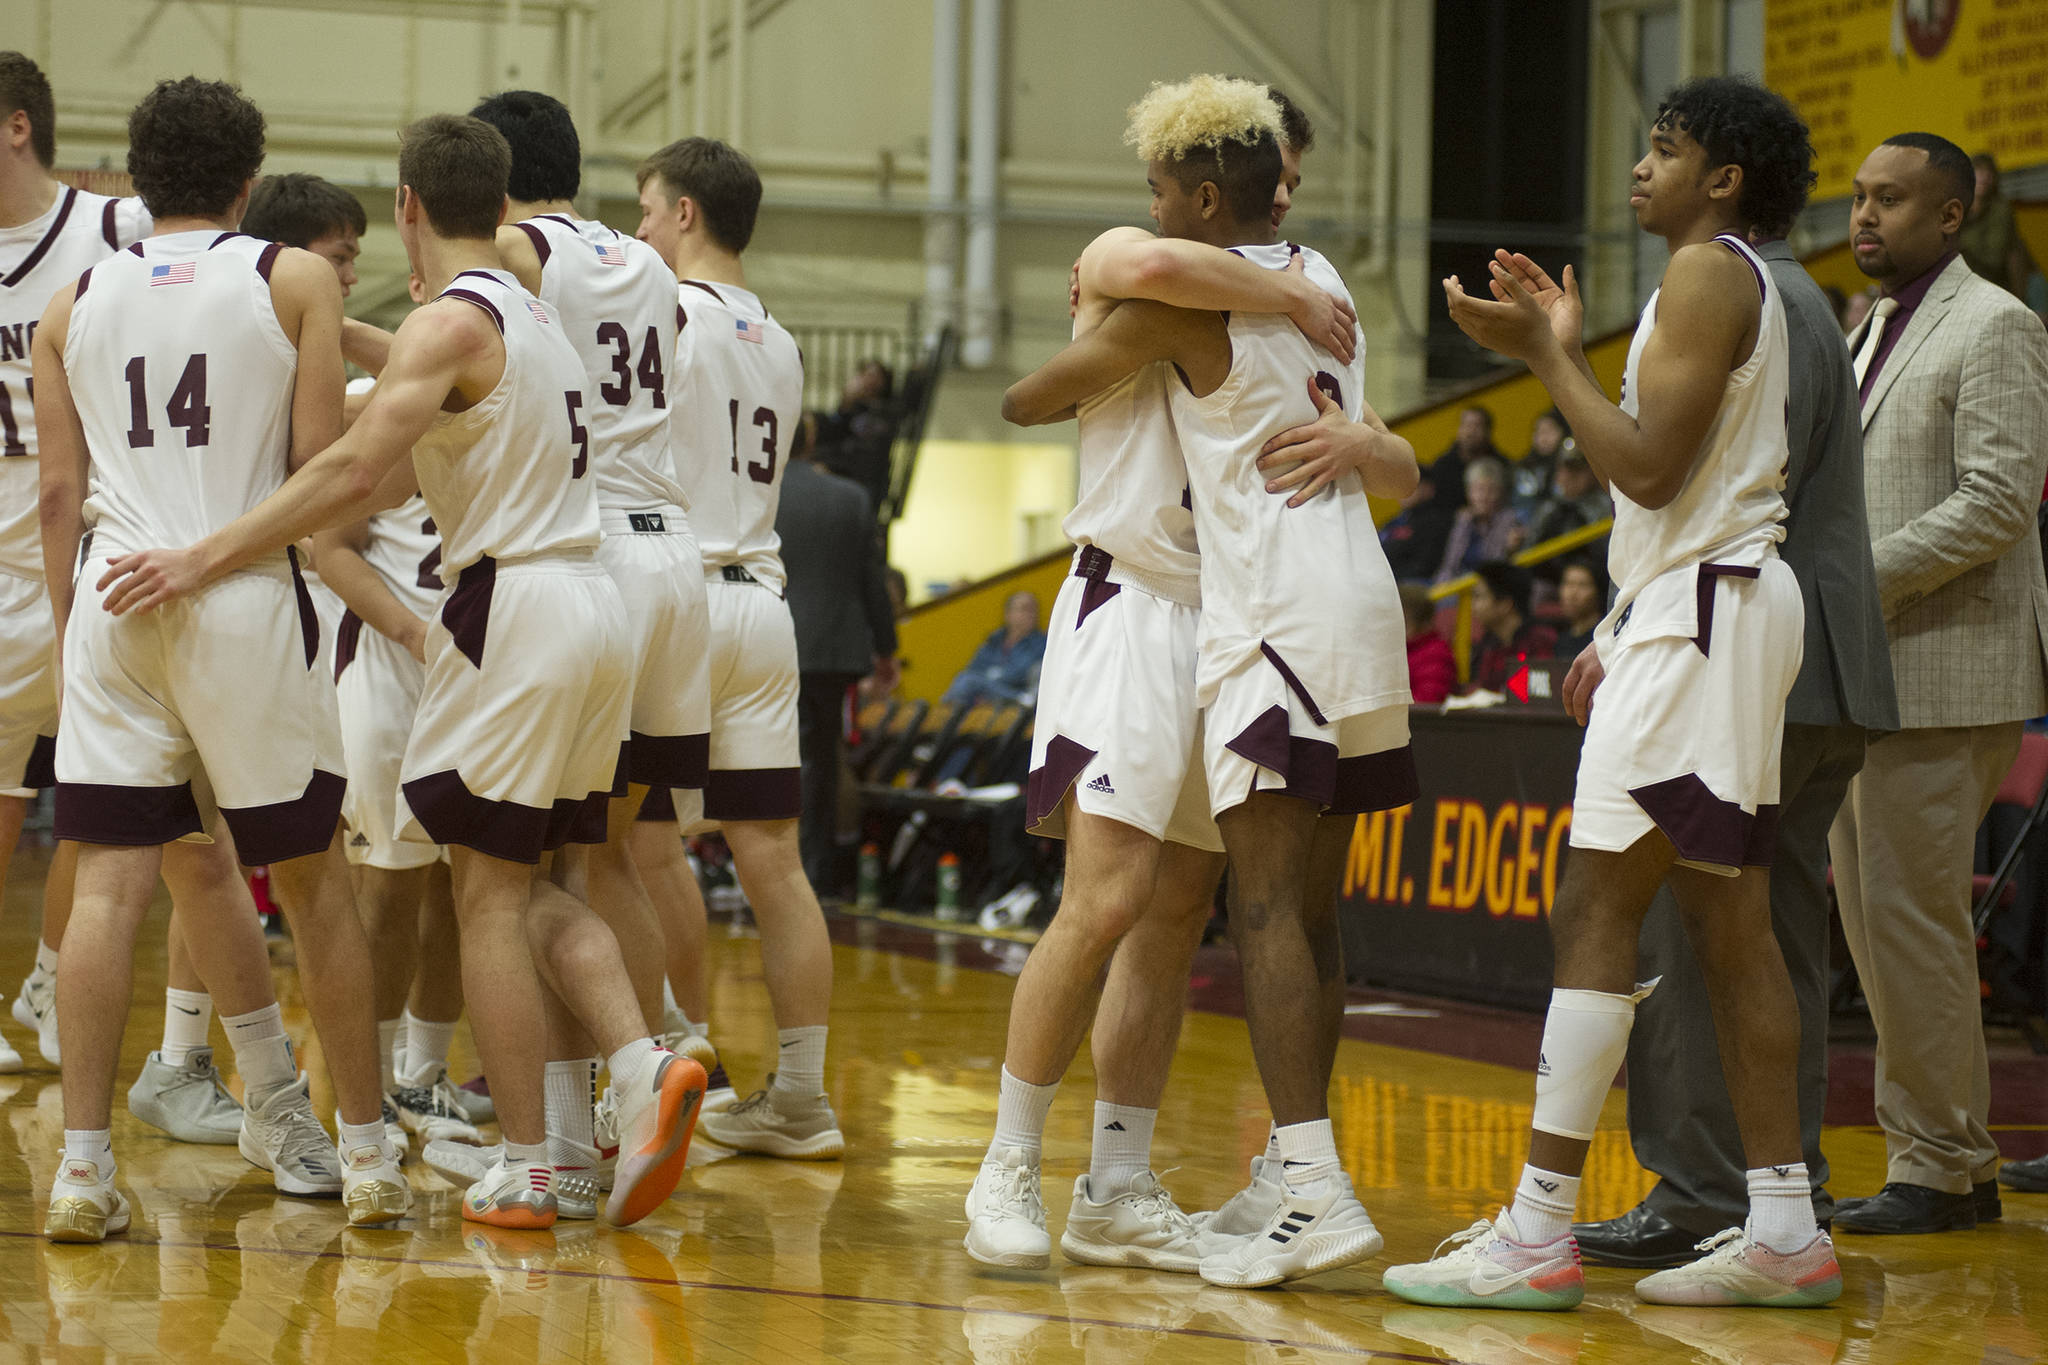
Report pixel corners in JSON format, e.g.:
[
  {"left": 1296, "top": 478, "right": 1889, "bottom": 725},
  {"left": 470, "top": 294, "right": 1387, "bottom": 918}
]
[
  {"left": 1575, "top": 222, "right": 1901, "bottom": 1265},
  {"left": 1827, "top": 133, "right": 2048, "bottom": 1235}
]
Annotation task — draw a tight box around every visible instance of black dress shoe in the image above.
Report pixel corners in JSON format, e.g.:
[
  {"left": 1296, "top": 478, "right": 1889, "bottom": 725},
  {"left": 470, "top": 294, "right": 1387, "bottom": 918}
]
[
  {"left": 1999, "top": 1154, "right": 2048, "bottom": 1193},
  {"left": 1832, "top": 1182, "right": 1977, "bottom": 1234},
  {"left": 1977, "top": 1179, "right": 2003, "bottom": 1222},
  {"left": 1572, "top": 1202, "right": 1705, "bottom": 1268}
]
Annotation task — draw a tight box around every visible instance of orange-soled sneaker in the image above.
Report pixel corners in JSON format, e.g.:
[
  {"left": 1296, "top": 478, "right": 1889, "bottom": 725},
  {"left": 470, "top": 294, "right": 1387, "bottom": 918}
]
[
  {"left": 1382, "top": 1211, "right": 1585, "bottom": 1311},
  {"left": 461, "top": 1157, "right": 558, "bottom": 1230},
  {"left": 604, "top": 1050, "right": 707, "bottom": 1227},
  {"left": 1633, "top": 1226, "right": 1842, "bottom": 1307}
]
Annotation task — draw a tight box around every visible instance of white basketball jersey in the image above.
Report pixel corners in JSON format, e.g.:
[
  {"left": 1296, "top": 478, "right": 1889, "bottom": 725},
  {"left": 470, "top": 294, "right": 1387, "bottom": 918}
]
[
  {"left": 514, "top": 215, "right": 688, "bottom": 515},
  {"left": 1168, "top": 242, "right": 1410, "bottom": 718},
  {"left": 1066, "top": 361, "right": 1200, "bottom": 606},
  {"left": 0, "top": 186, "right": 150, "bottom": 577},
  {"left": 337, "top": 377, "right": 443, "bottom": 616},
  {"left": 669, "top": 280, "right": 802, "bottom": 591},
  {"left": 1610, "top": 233, "right": 1790, "bottom": 617},
  {"left": 66, "top": 231, "right": 299, "bottom": 561},
  {"left": 414, "top": 269, "right": 600, "bottom": 576}
]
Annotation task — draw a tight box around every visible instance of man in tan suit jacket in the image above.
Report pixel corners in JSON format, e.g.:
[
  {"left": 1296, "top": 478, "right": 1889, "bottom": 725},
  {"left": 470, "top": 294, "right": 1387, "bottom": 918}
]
[{"left": 1830, "top": 132, "right": 2048, "bottom": 1235}]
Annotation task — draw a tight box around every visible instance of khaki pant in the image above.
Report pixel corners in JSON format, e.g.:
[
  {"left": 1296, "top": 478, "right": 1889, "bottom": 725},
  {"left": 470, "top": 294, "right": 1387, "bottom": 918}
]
[{"left": 1830, "top": 722, "right": 2020, "bottom": 1194}]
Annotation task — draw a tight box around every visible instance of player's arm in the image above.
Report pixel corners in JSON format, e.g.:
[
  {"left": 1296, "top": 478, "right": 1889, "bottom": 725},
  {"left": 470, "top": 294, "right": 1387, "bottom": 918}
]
[
  {"left": 312, "top": 520, "right": 429, "bottom": 662},
  {"left": 1257, "top": 379, "right": 1419, "bottom": 504},
  {"left": 343, "top": 318, "right": 396, "bottom": 376},
  {"left": 1001, "top": 299, "right": 1214, "bottom": 426},
  {"left": 493, "top": 225, "right": 544, "bottom": 295},
  {"left": 31, "top": 286, "right": 86, "bottom": 645},
  {"left": 96, "top": 301, "right": 491, "bottom": 615},
  {"left": 267, "top": 249, "right": 346, "bottom": 474},
  {"left": 1081, "top": 226, "right": 1357, "bottom": 362},
  {"left": 1446, "top": 245, "right": 1752, "bottom": 509}
]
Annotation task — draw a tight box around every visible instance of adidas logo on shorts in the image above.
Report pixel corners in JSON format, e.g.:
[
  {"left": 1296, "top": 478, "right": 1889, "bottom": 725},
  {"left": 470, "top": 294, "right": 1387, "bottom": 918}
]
[
  {"left": 348, "top": 833, "right": 370, "bottom": 848},
  {"left": 1085, "top": 773, "right": 1116, "bottom": 796}
]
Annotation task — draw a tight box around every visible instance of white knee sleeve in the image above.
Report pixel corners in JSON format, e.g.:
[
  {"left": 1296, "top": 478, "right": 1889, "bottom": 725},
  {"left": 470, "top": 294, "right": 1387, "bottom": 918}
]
[{"left": 1531, "top": 980, "right": 1658, "bottom": 1141}]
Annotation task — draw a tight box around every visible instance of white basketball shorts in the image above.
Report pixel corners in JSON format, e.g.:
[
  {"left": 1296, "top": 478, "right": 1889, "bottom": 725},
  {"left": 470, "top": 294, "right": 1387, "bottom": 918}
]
[
  {"left": 1571, "top": 556, "right": 1803, "bottom": 874},
  {"left": 598, "top": 511, "right": 711, "bottom": 792},
  {"left": 683, "top": 569, "right": 801, "bottom": 823},
  {"left": 334, "top": 612, "right": 439, "bottom": 871},
  {"left": 0, "top": 570, "right": 57, "bottom": 793},
  {"left": 397, "top": 553, "right": 632, "bottom": 864},
  {"left": 1026, "top": 549, "right": 1221, "bottom": 852},
  {"left": 55, "top": 551, "right": 346, "bottom": 864},
  {"left": 1202, "top": 646, "right": 1417, "bottom": 821}
]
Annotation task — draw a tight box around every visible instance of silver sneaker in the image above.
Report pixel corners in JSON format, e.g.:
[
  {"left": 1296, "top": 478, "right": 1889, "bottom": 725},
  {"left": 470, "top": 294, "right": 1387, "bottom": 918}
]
[
  {"left": 128, "top": 1048, "right": 244, "bottom": 1144},
  {"left": 1060, "top": 1170, "right": 1229, "bottom": 1273},
  {"left": 697, "top": 1077, "right": 843, "bottom": 1159},
  {"left": 392, "top": 1067, "right": 485, "bottom": 1147},
  {"left": 1190, "top": 1153, "right": 1287, "bottom": 1237},
  {"left": 425, "top": 1138, "right": 496, "bottom": 1190},
  {"left": 240, "top": 1075, "right": 344, "bottom": 1196}
]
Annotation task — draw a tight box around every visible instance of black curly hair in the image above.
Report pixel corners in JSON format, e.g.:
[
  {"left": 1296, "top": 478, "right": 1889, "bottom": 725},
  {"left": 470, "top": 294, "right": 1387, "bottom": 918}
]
[
  {"left": 127, "top": 77, "right": 265, "bottom": 220},
  {"left": 469, "top": 90, "right": 580, "bottom": 203},
  {"left": 242, "top": 173, "right": 366, "bottom": 248},
  {"left": 0, "top": 52, "right": 56, "bottom": 168},
  {"left": 1653, "top": 76, "right": 1815, "bottom": 237}
]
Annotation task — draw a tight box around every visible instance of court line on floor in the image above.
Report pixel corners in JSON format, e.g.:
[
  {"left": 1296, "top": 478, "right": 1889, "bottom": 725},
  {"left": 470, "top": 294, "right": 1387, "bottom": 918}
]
[{"left": 6, "top": 1228, "right": 1479, "bottom": 1363}]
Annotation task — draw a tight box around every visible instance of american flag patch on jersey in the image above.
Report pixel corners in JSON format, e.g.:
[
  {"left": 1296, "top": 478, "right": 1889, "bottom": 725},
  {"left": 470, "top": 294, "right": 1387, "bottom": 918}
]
[
  {"left": 735, "top": 317, "right": 764, "bottom": 344},
  {"left": 149, "top": 262, "right": 196, "bottom": 287},
  {"left": 592, "top": 241, "right": 628, "bottom": 267},
  {"left": 525, "top": 299, "right": 551, "bottom": 325}
]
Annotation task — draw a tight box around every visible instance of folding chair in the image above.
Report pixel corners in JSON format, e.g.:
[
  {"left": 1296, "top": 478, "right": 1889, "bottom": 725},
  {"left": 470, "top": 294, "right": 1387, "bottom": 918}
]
[{"left": 1975, "top": 731, "right": 2048, "bottom": 1052}]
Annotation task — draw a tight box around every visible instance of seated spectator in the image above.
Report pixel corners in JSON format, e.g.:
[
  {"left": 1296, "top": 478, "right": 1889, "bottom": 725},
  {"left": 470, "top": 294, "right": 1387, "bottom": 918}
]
[
  {"left": 1400, "top": 583, "right": 1454, "bottom": 704},
  {"left": 1527, "top": 447, "right": 1614, "bottom": 554},
  {"left": 815, "top": 358, "right": 900, "bottom": 514},
  {"left": 942, "top": 590, "right": 1045, "bottom": 708},
  {"left": 1380, "top": 475, "right": 1455, "bottom": 582},
  {"left": 1426, "top": 404, "right": 1504, "bottom": 520},
  {"left": 1434, "top": 458, "right": 1524, "bottom": 583},
  {"left": 1549, "top": 556, "right": 1607, "bottom": 662},
  {"left": 1511, "top": 409, "right": 1569, "bottom": 514},
  {"left": 1468, "top": 561, "right": 1555, "bottom": 694}
]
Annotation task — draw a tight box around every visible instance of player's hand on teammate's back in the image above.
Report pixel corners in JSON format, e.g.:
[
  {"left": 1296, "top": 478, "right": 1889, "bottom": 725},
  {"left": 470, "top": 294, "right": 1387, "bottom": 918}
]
[
  {"left": 1492, "top": 251, "right": 1583, "bottom": 353},
  {"left": 1561, "top": 642, "right": 1604, "bottom": 726},
  {"left": 1281, "top": 253, "right": 1358, "bottom": 365},
  {"left": 1442, "top": 256, "right": 1555, "bottom": 363},
  {"left": 1258, "top": 379, "right": 1355, "bottom": 506},
  {"left": 96, "top": 548, "right": 208, "bottom": 617}
]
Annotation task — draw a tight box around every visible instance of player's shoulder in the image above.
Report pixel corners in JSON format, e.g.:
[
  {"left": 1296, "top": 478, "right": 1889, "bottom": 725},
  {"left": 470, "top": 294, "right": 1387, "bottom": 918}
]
[
  {"left": 1668, "top": 238, "right": 1759, "bottom": 285},
  {"left": 1079, "top": 225, "right": 1155, "bottom": 262},
  {"left": 400, "top": 292, "right": 506, "bottom": 358},
  {"left": 1660, "top": 239, "right": 1762, "bottom": 314}
]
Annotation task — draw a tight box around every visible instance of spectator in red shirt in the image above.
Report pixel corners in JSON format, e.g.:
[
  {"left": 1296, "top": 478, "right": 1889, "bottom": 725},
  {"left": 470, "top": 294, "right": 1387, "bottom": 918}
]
[
  {"left": 1400, "top": 583, "right": 1454, "bottom": 704},
  {"left": 1469, "top": 561, "right": 1556, "bottom": 693}
]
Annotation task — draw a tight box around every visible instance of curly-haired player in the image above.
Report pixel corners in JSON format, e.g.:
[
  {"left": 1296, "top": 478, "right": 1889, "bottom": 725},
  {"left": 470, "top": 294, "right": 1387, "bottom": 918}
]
[{"left": 1388, "top": 74, "right": 1835, "bottom": 1308}]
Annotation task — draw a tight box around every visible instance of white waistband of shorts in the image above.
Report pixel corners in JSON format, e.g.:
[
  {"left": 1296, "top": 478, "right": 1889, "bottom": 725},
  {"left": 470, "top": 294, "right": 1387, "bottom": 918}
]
[
  {"left": 467, "top": 546, "right": 603, "bottom": 578},
  {"left": 599, "top": 504, "right": 688, "bottom": 535},
  {"left": 1070, "top": 546, "right": 1201, "bottom": 610}
]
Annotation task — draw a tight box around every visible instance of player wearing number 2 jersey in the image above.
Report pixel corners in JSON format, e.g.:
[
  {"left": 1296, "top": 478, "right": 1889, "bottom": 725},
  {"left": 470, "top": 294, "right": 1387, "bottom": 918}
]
[{"left": 637, "top": 137, "right": 842, "bottom": 1159}]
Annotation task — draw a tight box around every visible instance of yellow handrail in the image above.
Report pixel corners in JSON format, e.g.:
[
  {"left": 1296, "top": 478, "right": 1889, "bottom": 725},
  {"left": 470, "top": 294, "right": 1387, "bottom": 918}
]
[{"left": 1427, "top": 517, "right": 1614, "bottom": 684}]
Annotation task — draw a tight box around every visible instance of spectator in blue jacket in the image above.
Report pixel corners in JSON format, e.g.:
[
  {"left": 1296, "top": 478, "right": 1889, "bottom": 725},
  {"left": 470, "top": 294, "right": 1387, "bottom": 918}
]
[{"left": 943, "top": 590, "right": 1046, "bottom": 708}]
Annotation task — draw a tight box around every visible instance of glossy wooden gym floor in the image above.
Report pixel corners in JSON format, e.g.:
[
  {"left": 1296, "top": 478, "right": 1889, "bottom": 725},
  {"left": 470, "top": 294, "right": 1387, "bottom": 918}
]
[{"left": 1, "top": 848, "right": 2044, "bottom": 1363}]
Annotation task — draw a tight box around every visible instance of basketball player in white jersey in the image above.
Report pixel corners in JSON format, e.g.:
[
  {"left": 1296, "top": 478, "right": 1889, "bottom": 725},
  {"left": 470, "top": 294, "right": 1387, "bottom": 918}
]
[
  {"left": 1385, "top": 76, "right": 1836, "bottom": 1308},
  {"left": 636, "top": 138, "right": 842, "bottom": 1159},
  {"left": 99, "top": 114, "right": 705, "bottom": 1230},
  {"left": 469, "top": 89, "right": 712, "bottom": 1211},
  {"left": 31, "top": 77, "right": 408, "bottom": 1240},
  {"left": 967, "top": 87, "right": 1398, "bottom": 1271},
  {"left": 1003, "top": 76, "right": 1418, "bottom": 1288}
]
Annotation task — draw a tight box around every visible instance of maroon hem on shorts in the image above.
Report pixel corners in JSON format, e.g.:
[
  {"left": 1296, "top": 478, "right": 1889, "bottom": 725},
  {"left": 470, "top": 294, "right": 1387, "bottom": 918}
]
[
  {"left": 1025, "top": 734, "right": 1096, "bottom": 828},
  {"left": 220, "top": 769, "right": 347, "bottom": 865},
  {"left": 401, "top": 768, "right": 611, "bottom": 865},
  {"left": 627, "top": 731, "right": 710, "bottom": 790},
  {"left": 442, "top": 556, "right": 496, "bottom": 668},
  {"left": 1629, "top": 772, "right": 1777, "bottom": 870},
  {"left": 55, "top": 780, "right": 205, "bottom": 846},
  {"left": 1330, "top": 743, "right": 1419, "bottom": 815},
  {"left": 18, "top": 734, "right": 56, "bottom": 791},
  {"left": 704, "top": 767, "right": 803, "bottom": 822},
  {"left": 636, "top": 785, "right": 677, "bottom": 823},
  {"left": 1224, "top": 704, "right": 1337, "bottom": 807}
]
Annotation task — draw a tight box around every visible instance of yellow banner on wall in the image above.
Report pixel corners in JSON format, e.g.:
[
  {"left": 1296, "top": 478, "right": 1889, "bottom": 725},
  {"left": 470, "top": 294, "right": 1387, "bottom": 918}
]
[{"left": 1766, "top": 0, "right": 2048, "bottom": 201}]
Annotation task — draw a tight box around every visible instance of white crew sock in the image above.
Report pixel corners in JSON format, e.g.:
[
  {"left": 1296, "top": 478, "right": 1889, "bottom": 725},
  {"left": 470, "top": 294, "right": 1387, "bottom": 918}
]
[
  {"left": 30, "top": 939, "right": 58, "bottom": 983},
  {"left": 1273, "top": 1118, "right": 1345, "bottom": 1196},
  {"left": 1747, "top": 1163, "right": 1818, "bottom": 1252},
  {"left": 1087, "top": 1102, "right": 1156, "bottom": 1196},
  {"left": 505, "top": 1139, "right": 550, "bottom": 1167},
  {"left": 221, "top": 1003, "right": 296, "bottom": 1093},
  {"left": 988, "top": 1065, "right": 1059, "bottom": 1162},
  {"left": 545, "top": 1058, "right": 600, "bottom": 1167},
  {"left": 63, "top": 1128, "right": 113, "bottom": 1172},
  {"left": 400, "top": 1010, "right": 457, "bottom": 1082},
  {"left": 1263, "top": 1122, "right": 1281, "bottom": 1164},
  {"left": 161, "top": 988, "right": 212, "bottom": 1066},
  {"left": 1509, "top": 1165, "right": 1580, "bottom": 1244},
  {"left": 337, "top": 1118, "right": 385, "bottom": 1153},
  {"left": 376, "top": 1017, "right": 402, "bottom": 1093},
  {"left": 607, "top": 1038, "right": 661, "bottom": 1098},
  {"left": 772, "top": 1026, "right": 827, "bottom": 1096}
]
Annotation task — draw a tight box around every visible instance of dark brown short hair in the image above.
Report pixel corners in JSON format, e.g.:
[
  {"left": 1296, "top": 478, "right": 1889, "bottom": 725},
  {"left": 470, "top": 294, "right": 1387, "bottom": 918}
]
[
  {"left": 398, "top": 114, "right": 510, "bottom": 241},
  {"left": 128, "top": 78, "right": 266, "bottom": 219},
  {"left": 242, "top": 173, "right": 366, "bottom": 247},
  {"left": 1267, "top": 85, "right": 1314, "bottom": 154},
  {"left": 0, "top": 52, "right": 54, "bottom": 168},
  {"left": 637, "top": 137, "right": 762, "bottom": 253}
]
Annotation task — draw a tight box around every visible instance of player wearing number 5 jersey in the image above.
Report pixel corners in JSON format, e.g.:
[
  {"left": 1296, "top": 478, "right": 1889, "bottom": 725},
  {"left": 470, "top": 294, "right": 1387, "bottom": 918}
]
[{"left": 636, "top": 138, "right": 842, "bottom": 1158}]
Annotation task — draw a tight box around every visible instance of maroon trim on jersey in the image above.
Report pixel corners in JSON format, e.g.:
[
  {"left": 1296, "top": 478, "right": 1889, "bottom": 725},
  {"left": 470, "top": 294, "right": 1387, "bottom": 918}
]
[
  {"left": 126, "top": 242, "right": 144, "bottom": 257},
  {"left": 401, "top": 768, "right": 611, "bottom": 864},
  {"left": 628, "top": 730, "right": 709, "bottom": 790},
  {"left": 440, "top": 288, "right": 505, "bottom": 335},
  {"left": 1715, "top": 234, "right": 1767, "bottom": 305},
  {"left": 1070, "top": 546, "right": 1121, "bottom": 628},
  {"left": 1, "top": 186, "right": 77, "bottom": 287},
  {"left": 704, "top": 766, "right": 802, "bottom": 822},
  {"left": 220, "top": 769, "right": 346, "bottom": 865},
  {"left": 256, "top": 241, "right": 284, "bottom": 281},
  {"left": 17, "top": 734, "right": 55, "bottom": 791},
  {"left": 209, "top": 231, "right": 241, "bottom": 249},
  {"left": 72, "top": 266, "right": 93, "bottom": 300},
  {"left": 1629, "top": 772, "right": 1777, "bottom": 871},
  {"left": 636, "top": 784, "right": 677, "bottom": 823},
  {"left": 681, "top": 279, "right": 724, "bottom": 302},
  {"left": 516, "top": 220, "right": 552, "bottom": 268},
  {"left": 334, "top": 608, "right": 364, "bottom": 681},
  {"left": 286, "top": 545, "right": 319, "bottom": 669},
  {"left": 441, "top": 555, "right": 496, "bottom": 668},
  {"left": 538, "top": 213, "right": 578, "bottom": 229},
  {"left": 676, "top": 304, "right": 687, "bottom": 332},
  {"left": 1330, "top": 743, "right": 1418, "bottom": 815},
  {"left": 55, "top": 779, "right": 205, "bottom": 847},
  {"left": 100, "top": 198, "right": 121, "bottom": 250},
  {"left": 1259, "top": 642, "right": 1329, "bottom": 726},
  {"left": 1223, "top": 704, "right": 1337, "bottom": 809},
  {"left": 1692, "top": 562, "right": 1761, "bottom": 658},
  {"left": 1025, "top": 734, "right": 1096, "bottom": 829}
]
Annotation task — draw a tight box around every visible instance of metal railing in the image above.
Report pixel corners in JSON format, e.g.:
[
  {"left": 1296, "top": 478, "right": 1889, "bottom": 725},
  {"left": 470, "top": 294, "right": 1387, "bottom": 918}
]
[{"left": 1428, "top": 518, "right": 1614, "bottom": 684}]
